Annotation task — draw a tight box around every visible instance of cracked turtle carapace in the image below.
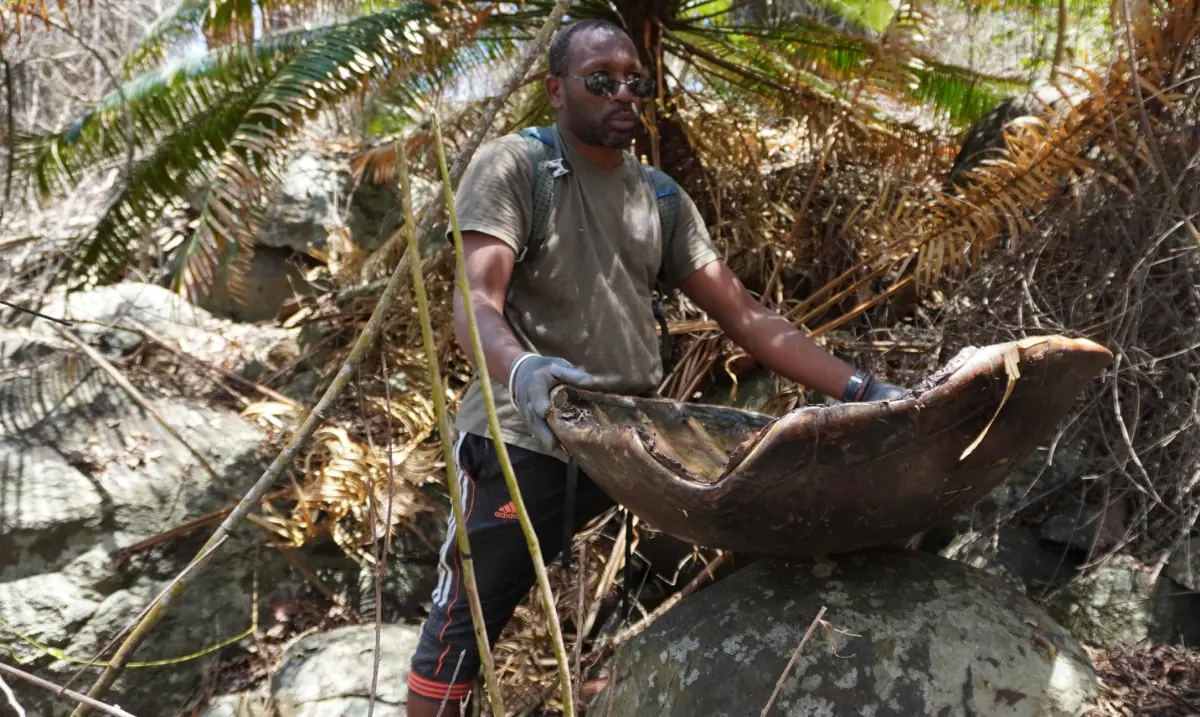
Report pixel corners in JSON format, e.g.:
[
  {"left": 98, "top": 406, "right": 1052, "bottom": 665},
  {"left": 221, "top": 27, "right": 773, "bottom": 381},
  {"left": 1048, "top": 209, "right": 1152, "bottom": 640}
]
[{"left": 546, "top": 335, "right": 1114, "bottom": 557}]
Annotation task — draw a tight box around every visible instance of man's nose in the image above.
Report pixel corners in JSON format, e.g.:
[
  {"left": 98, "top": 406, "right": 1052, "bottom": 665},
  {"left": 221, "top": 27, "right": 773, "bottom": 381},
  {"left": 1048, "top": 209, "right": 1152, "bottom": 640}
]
[{"left": 612, "top": 79, "right": 637, "bottom": 103}]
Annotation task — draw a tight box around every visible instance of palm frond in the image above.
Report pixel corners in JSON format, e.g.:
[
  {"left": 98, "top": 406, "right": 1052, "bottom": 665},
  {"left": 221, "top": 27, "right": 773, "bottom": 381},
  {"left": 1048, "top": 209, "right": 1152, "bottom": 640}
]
[
  {"left": 61, "top": 87, "right": 266, "bottom": 291},
  {"left": 122, "top": 0, "right": 209, "bottom": 75},
  {"left": 685, "top": 19, "right": 1027, "bottom": 127},
  {"left": 17, "top": 28, "right": 318, "bottom": 199},
  {"left": 177, "top": 1, "right": 472, "bottom": 301}
]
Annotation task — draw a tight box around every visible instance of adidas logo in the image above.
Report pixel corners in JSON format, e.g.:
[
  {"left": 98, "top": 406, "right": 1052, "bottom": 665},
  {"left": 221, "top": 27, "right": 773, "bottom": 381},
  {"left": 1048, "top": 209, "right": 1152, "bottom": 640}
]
[{"left": 494, "top": 501, "right": 518, "bottom": 520}]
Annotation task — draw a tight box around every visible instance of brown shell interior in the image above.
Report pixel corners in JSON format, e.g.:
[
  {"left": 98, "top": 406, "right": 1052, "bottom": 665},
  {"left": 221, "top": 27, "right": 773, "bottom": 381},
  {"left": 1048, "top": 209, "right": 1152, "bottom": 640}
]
[{"left": 552, "top": 391, "right": 775, "bottom": 483}]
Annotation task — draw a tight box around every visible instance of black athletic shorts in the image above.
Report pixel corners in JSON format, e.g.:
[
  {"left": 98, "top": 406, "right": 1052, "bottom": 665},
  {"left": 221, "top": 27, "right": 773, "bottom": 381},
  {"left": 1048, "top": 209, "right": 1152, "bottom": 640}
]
[{"left": 407, "top": 430, "right": 615, "bottom": 703}]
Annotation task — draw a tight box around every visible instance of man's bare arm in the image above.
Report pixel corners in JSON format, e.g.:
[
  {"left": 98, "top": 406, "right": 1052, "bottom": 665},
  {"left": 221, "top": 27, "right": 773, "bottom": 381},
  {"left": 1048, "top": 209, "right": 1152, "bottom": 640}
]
[
  {"left": 678, "top": 260, "right": 857, "bottom": 399},
  {"left": 452, "top": 231, "right": 527, "bottom": 387}
]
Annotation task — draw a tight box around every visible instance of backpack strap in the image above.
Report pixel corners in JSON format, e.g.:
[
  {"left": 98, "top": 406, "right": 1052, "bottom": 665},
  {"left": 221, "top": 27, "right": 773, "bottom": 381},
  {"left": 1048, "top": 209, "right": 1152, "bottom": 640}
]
[
  {"left": 518, "top": 125, "right": 682, "bottom": 369},
  {"left": 518, "top": 125, "right": 570, "bottom": 263},
  {"left": 642, "top": 164, "right": 681, "bottom": 370}
]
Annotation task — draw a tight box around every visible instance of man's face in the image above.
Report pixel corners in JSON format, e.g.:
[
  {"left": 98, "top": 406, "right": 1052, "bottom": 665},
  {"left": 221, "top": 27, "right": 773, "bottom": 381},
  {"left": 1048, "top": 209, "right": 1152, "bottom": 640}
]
[{"left": 548, "top": 28, "right": 647, "bottom": 149}]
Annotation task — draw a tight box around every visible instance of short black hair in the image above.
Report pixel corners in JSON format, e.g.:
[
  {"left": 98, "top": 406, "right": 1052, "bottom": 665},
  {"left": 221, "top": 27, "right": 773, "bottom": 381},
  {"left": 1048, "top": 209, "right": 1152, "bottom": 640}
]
[{"left": 547, "top": 18, "right": 628, "bottom": 76}]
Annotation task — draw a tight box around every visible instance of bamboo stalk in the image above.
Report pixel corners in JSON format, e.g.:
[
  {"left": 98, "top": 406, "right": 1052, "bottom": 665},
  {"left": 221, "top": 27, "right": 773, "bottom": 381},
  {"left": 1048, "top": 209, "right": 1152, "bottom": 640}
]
[
  {"left": 69, "top": 1, "right": 573, "bottom": 709},
  {"left": 398, "top": 136, "right": 506, "bottom": 716},
  {"left": 433, "top": 111, "right": 577, "bottom": 717}
]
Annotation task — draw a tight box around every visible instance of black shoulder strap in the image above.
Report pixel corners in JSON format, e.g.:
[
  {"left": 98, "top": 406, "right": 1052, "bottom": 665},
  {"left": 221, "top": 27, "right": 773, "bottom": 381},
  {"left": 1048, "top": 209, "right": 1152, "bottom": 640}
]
[
  {"left": 518, "top": 125, "right": 569, "bottom": 264},
  {"left": 641, "top": 164, "right": 681, "bottom": 293}
]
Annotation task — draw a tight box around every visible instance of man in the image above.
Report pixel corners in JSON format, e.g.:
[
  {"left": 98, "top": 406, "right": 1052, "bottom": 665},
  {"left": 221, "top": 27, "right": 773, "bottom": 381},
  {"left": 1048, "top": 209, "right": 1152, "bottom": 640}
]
[{"left": 406, "top": 18, "right": 903, "bottom": 716}]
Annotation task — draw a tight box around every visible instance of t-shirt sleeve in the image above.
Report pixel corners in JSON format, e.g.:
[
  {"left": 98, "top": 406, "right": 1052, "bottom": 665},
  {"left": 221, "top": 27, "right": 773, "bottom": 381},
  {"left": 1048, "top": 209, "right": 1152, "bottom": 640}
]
[
  {"left": 446, "top": 135, "right": 532, "bottom": 255},
  {"left": 661, "top": 186, "right": 720, "bottom": 293}
]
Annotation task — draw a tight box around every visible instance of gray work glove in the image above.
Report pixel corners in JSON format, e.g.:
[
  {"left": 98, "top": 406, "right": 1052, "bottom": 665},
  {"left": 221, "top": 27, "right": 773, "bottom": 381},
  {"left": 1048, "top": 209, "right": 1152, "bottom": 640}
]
[{"left": 508, "top": 352, "right": 597, "bottom": 451}]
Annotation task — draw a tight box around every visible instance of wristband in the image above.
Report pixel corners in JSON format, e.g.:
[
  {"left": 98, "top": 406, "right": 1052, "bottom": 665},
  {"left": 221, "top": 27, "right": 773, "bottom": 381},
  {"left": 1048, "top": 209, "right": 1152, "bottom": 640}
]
[
  {"left": 841, "top": 369, "right": 874, "bottom": 403},
  {"left": 507, "top": 352, "right": 538, "bottom": 406}
]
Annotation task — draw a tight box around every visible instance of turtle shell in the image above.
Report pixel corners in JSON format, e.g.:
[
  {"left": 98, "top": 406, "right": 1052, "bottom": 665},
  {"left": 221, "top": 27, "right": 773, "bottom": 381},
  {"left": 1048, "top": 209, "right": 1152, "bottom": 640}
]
[{"left": 545, "top": 335, "right": 1113, "bottom": 556}]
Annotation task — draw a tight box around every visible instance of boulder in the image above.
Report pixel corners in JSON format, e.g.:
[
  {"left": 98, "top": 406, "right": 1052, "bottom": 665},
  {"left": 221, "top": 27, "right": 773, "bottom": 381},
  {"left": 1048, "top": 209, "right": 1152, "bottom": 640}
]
[
  {"left": 1165, "top": 537, "right": 1199, "bottom": 591},
  {"left": 270, "top": 624, "right": 422, "bottom": 717},
  {"left": 593, "top": 548, "right": 1099, "bottom": 717},
  {"left": 0, "top": 310, "right": 312, "bottom": 716},
  {"left": 254, "top": 149, "right": 438, "bottom": 257},
  {"left": 34, "top": 281, "right": 298, "bottom": 364},
  {"left": 1044, "top": 554, "right": 1154, "bottom": 650}
]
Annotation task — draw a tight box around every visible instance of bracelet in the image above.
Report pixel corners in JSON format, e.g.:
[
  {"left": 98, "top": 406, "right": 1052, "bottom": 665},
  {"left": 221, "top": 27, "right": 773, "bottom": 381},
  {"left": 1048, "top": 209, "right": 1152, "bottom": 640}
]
[
  {"left": 507, "top": 352, "right": 538, "bottom": 395},
  {"left": 841, "top": 369, "right": 873, "bottom": 403}
]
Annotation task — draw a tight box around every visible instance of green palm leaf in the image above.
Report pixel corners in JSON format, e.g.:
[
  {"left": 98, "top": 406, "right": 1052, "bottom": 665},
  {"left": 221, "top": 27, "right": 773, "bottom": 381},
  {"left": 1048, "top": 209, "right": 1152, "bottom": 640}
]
[
  {"left": 177, "top": 1, "right": 460, "bottom": 299},
  {"left": 686, "top": 22, "right": 1027, "bottom": 127},
  {"left": 17, "top": 28, "right": 316, "bottom": 199},
  {"left": 122, "top": 0, "right": 208, "bottom": 74},
  {"left": 61, "top": 87, "right": 266, "bottom": 290}
]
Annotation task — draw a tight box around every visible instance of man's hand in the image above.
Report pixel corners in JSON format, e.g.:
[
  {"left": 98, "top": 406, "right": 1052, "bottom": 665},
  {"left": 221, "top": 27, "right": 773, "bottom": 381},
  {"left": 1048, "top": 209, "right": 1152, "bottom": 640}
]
[{"left": 509, "top": 353, "right": 597, "bottom": 451}]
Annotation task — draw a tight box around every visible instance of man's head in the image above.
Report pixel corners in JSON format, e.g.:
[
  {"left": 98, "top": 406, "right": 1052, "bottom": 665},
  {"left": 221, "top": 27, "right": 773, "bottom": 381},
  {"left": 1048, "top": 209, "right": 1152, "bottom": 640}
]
[{"left": 546, "top": 19, "right": 653, "bottom": 150}]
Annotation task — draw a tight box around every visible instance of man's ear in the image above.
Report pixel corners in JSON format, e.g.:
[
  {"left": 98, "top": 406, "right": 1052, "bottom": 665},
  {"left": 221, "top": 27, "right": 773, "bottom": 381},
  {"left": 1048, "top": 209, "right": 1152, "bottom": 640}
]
[{"left": 546, "top": 74, "right": 565, "bottom": 109}]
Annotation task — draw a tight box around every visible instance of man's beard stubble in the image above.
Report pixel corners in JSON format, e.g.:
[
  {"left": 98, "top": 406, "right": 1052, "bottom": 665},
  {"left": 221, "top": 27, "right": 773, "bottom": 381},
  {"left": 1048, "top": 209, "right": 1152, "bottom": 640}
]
[{"left": 566, "top": 102, "right": 637, "bottom": 149}]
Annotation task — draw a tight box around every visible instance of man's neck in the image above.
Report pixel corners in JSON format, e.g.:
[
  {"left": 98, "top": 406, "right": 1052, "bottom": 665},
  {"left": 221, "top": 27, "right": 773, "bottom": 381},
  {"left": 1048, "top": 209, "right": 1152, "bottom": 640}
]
[{"left": 556, "top": 121, "right": 625, "bottom": 169}]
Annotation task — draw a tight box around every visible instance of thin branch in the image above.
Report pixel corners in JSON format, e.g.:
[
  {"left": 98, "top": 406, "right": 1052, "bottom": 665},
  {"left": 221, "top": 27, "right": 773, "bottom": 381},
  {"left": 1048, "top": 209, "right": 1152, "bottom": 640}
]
[
  {"left": 398, "top": 135, "right": 506, "bottom": 716},
  {"left": 64, "top": 317, "right": 301, "bottom": 409},
  {"left": 70, "top": 1, "right": 575, "bottom": 711},
  {"left": 366, "top": 349, "right": 395, "bottom": 717},
  {"left": 0, "top": 298, "right": 73, "bottom": 326},
  {"left": 0, "top": 672, "right": 27, "bottom": 717},
  {"left": 0, "top": 663, "right": 138, "bottom": 717},
  {"left": 1, "top": 58, "right": 15, "bottom": 231},
  {"left": 435, "top": 106, "right": 578, "bottom": 715},
  {"left": 760, "top": 606, "right": 827, "bottom": 717},
  {"left": 1119, "top": 0, "right": 1200, "bottom": 249}
]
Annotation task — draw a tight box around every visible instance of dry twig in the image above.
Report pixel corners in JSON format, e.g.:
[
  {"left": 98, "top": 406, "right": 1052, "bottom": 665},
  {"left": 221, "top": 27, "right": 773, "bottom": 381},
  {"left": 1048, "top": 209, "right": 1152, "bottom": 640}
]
[
  {"left": 0, "top": 662, "right": 138, "bottom": 717},
  {"left": 760, "top": 606, "right": 827, "bottom": 717}
]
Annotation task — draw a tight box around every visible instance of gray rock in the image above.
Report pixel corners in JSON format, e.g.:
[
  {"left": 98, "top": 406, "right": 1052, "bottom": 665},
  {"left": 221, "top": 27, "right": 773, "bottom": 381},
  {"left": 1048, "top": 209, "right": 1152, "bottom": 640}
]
[
  {"left": 256, "top": 149, "right": 438, "bottom": 256},
  {"left": 34, "top": 281, "right": 297, "bottom": 360},
  {"left": 1164, "top": 537, "right": 1199, "bottom": 591},
  {"left": 0, "top": 313, "right": 314, "bottom": 716},
  {"left": 941, "top": 526, "right": 1075, "bottom": 595},
  {"left": 1148, "top": 576, "right": 1200, "bottom": 647},
  {"left": 271, "top": 624, "right": 422, "bottom": 717},
  {"left": 1044, "top": 554, "right": 1155, "bottom": 650},
  {"left": 594, "top": 548, "right": 1099, "bottom": 717},
  {"left": 0, "top": 443, "right": 107, "bottom": 581},
  {"left": 1039, "top": 500, "right": 1127, "bottom": 553},
  {"left": 198, "top": 690, "right": 271, "bottom": 717}
]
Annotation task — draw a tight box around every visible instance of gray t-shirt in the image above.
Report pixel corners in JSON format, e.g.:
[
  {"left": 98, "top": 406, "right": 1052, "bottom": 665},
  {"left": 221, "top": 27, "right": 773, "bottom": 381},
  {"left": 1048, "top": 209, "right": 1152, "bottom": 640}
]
[{"left": 450, "top": 129, "right": 720, "bottom": 460}]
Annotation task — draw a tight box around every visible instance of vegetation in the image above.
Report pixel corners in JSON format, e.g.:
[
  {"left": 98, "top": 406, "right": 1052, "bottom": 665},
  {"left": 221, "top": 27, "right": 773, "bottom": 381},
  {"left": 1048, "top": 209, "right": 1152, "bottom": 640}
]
[{"left": 2, "top": 0, "right": 1199, "bottom": 715}]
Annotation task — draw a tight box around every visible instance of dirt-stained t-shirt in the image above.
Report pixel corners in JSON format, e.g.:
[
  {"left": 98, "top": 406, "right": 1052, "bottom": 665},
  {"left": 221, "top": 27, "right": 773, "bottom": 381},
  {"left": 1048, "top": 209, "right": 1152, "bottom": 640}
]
[{"left": 450, "top": 128, "right": 720, "bottom": 461}]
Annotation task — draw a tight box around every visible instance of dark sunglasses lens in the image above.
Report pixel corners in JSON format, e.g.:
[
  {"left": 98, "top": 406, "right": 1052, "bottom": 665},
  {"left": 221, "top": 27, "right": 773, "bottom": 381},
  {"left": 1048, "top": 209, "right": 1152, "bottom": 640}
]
[
  {"left": 584, "top": 75, "right": 622, "bottom": 97},
  {"left": 629, "top": 76, "right": 656, "bottom": 98},
  {"left": 581, "top": 75, "right": 656, "bottom": 98}
]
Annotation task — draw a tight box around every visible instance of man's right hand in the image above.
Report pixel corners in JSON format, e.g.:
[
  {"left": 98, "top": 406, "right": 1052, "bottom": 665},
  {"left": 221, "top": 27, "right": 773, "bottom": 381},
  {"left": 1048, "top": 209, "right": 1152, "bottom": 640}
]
[{"left": 509, "top": 353, "right": 597, "bottom": 452}]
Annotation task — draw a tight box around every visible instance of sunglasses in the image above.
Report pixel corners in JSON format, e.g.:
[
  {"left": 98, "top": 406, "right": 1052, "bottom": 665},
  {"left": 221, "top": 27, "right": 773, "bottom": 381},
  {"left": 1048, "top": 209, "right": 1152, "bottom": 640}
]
[{"left": 563, "top": 72, "right": 656, "bottom": 99}]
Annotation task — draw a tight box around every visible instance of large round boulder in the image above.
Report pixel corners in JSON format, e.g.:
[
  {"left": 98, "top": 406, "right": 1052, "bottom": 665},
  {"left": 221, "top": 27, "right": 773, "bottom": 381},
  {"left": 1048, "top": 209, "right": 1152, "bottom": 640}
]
[{"left": 593, "top": 548, "right": 1098, "bottom": 717}]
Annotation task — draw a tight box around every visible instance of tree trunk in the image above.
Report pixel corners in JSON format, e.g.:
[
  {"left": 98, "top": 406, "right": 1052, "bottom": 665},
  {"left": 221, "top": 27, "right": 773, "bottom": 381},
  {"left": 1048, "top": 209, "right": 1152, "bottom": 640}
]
[{"left": 612, "top": 1, "right": 710, "bottom": 208}]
